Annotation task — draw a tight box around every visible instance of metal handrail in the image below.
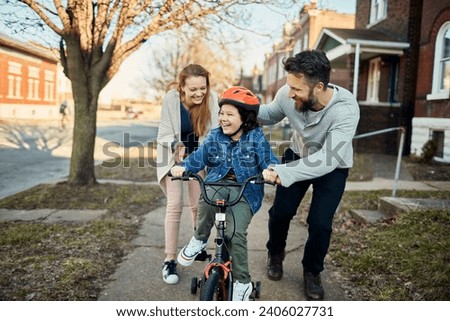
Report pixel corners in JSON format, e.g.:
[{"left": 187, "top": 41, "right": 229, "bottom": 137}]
[{"left": 354, "top": 127, "right": 406, "bottom": 197}]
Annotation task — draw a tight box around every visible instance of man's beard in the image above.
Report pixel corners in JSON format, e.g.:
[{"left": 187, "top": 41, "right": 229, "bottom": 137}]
[{"left": 294, "top": 95, "right": 317, "bottom": 112}]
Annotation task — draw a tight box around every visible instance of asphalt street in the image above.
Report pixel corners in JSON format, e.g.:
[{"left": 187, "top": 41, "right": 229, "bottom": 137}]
[{"left": 0, "top": 119, "right": 159, "bottom": 199}]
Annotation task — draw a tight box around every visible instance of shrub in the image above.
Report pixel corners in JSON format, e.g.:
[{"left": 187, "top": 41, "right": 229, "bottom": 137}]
[{"left": 421, "top": 140, "right": 437, "bottom": 163}]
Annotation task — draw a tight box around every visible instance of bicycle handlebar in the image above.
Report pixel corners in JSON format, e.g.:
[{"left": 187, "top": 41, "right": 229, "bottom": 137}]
[{"left": 170, "top": 171, "right": 274, "bottom": 207}]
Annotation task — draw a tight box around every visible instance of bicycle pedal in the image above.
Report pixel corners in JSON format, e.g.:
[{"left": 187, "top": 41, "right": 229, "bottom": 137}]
[{"left": 194, "top": 250, "right": 210, "bottom": 261}]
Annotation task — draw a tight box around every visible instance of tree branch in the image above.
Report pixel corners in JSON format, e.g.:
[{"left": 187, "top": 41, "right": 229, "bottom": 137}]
[{"left": 18, "top": 0, "right": 64, "bottom": 36}]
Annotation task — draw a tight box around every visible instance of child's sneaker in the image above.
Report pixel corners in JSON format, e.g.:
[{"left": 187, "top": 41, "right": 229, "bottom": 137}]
[
  {"left": 232, "top": 281, "right": 252, "bottom": 301},
  {"left": 177, "top": 236, "right": 207, "bottom": 266},
  {"left": 162, "top": 260, "right": 179, "bottom": 284}
]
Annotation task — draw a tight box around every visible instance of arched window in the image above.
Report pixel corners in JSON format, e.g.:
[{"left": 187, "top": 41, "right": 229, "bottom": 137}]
[{"left": 428, "top": 22, "right": 450, "bottom": 100}]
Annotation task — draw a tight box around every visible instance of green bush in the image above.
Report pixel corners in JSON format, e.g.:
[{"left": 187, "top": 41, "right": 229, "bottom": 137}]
[{"left": 421, "top": 140, "right": 437, "bottom": 163}]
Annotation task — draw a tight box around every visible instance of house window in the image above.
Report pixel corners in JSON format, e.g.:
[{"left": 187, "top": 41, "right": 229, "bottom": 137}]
[
  {"left": 28, "top": 67, "right": 40, "bottom": 100},
  {"left": 367, "top": 58, "right": 381, "bottom": 102},
  {"left": 44, "top": 70, "right": 55, "bottom": 101},
  {"left": 428, "top": 22, "right": 450, "bottom": 100},
  {"left": 7, "top": 62, "right": 22, "bottom": 98},
  {"left": 303, "top": 33, "right": 308, "bottom": 50},
  {"left": 432, "top": 130, "right": 445, "bottom": 158},
  {"left": 369, "top": 0, "right": 387, "bottom": 25}
]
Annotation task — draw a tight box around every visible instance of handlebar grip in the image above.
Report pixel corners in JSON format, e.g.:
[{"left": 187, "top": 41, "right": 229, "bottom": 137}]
[{"left": 248, "top": 174, "right": 276, "bottom": 186}]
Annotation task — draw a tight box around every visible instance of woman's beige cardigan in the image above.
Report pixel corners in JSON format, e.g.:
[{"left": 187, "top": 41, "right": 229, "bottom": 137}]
[{"left": 156, "top": 89, "right": 219, "bottom": 194}]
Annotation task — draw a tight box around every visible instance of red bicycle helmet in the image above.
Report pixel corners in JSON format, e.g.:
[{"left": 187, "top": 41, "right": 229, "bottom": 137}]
[{"left": 219, "top": 86, "right": 260, "bottom": 114}]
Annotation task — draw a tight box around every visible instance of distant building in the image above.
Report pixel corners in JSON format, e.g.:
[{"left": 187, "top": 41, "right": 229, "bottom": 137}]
[
  {"left": 262, "top": 0, "right": 356, "bottom": 103},
  {"left": 0, "top": 33, "right": 68, "bottom": 119},
  {"left": 315, "top": 0, "right": 449, "bottom": 161},
  {"left": 411, "top": 0, "right": 450, "bottom": 162}
]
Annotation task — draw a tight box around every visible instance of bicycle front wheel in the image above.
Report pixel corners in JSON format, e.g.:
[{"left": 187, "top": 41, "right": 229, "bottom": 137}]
[{"left": 199, "top": 269, "right": 228, "bottom": 301}]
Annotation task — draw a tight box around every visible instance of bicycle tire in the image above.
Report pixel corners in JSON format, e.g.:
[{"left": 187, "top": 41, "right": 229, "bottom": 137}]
[
  {"left": 199, "top": 270, "right": 227, "bottom": 301},
  {"left": 191, "top": 277, "right": 198, "bottom": 295}
]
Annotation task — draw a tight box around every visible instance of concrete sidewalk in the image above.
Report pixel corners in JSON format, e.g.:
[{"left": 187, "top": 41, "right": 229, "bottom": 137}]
[
  {"left": 0, "top": 176, "right": 449, "bottom": 301},
  {"left": 96, "top": 178, "right": 450, "bottom": 301},
  {"left": 97, "top": 186, "right": 346, "bottom": 301}
]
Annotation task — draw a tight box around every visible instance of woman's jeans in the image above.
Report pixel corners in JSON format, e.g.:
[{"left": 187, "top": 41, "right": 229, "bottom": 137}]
[
  {"left": 266, "top": 148, "right": 348, "bottom": 274},
  {"left": 163, "top": 171, "right": 203, "bottom": 257}
]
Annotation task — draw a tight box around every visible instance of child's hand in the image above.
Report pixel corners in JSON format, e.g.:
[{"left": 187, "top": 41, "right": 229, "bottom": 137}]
[{"left": 171, "top": 166, "right": 186, "bottom": 177}]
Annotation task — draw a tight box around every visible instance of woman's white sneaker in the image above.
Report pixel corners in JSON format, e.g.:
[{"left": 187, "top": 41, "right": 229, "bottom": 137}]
[{"left": 162, "top": 260, "right": 179, "bottom": 284}]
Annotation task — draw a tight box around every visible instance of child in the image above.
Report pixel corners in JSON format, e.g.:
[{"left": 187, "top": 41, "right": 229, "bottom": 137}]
[{"left": 170, "top": 86, "right": 280, "bottom": 300}]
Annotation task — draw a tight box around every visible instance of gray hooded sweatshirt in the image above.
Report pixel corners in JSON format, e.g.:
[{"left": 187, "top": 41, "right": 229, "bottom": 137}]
[{"left": 258, "top": 84, "right": 360, "bottom": 187}]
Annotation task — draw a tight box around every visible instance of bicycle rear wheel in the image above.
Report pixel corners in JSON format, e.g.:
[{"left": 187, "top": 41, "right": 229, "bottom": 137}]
[{"left": 199, "top": 269, "right": 228, "bottom": 301}]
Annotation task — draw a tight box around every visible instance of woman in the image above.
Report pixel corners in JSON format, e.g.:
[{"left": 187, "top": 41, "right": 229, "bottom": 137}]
[{"left": 156, "top": 64, "right": 219, "bottom": 284}]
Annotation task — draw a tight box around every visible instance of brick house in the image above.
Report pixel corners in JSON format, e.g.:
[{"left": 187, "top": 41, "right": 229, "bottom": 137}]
[
  {"left": 411, "top": 0, "right": 450, "bottom": 162},
  {"left": 315, "top": 0, "right": 450, "bottom": 161},
  {"left": 261, "top": 0, "right": 355, "bottom": 103},
  {"left": 0, "top": 32, "right": 65, "bottom": 119}
]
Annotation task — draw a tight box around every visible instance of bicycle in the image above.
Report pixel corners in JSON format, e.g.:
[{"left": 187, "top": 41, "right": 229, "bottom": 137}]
[{"left": 171, "top": 171, "right": 273, "bottom": 301}]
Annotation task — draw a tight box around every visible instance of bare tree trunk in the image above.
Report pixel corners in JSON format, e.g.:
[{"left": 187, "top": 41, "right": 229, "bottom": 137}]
[
  {"left": 69, "top": 94, "right": 98, "bottom": 185},
  {"left": 64, "top": 35, "right": 101, "bottom": 185}
]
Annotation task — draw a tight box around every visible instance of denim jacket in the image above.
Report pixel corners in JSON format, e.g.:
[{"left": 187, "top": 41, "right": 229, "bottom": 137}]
[{"left": 181, "top": 126, "right": 280, "bottom": 214}]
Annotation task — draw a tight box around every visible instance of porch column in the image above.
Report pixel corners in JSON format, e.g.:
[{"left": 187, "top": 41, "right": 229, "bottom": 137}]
[{"left": 353, "top": 42, "right": 361, "bottom": 100}]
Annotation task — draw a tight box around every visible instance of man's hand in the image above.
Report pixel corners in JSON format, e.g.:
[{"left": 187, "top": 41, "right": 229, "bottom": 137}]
[
  {"left": 170, "top": 166, "right": 186, "bottom": 177},
  {"left": 263, "top": 168, "right": 281, "bottom": 185}
]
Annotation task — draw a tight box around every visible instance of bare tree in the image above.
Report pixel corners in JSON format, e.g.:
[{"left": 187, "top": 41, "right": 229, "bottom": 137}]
[
  {"left": 10, "top": 0, "right": 298, "bottom": 185},
  {"left": 145, "top": 28, "right": 240, "bottom": 101}
]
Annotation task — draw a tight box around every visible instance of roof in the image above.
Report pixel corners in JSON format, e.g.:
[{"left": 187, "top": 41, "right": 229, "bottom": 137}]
[
  {"left": 0, "top": 32, "right": 59, "bottom": 63},
  {"left": 315, "top": 28, "right": 410, "bottom": 65},
  {"left": 324, "top": 28, "right": 407, "bottom": 44}
]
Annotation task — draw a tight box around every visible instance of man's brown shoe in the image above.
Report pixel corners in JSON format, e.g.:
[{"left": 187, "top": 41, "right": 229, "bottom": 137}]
[
  {"left": 267, "top": 252, "right": 285, "bottom": 281},
  {"left": 303, "top": 270, "right": 324, "bottom": 300}
]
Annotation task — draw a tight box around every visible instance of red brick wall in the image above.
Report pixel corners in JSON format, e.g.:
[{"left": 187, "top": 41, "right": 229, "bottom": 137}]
[
  {"left": 0, "top": 50, "right": 57, "bottom": 106},
  {"left": 330, "top": 68, "right": 351, "bottom": 89},
  {"left": 356, "top": 0, "right": 411, "bottom": 41},
  {"left": 355, "top": 0, "right": 370, "bottom": 29},
  {"left": 420, "top": 0, "right": 450, "bottom": 43}
]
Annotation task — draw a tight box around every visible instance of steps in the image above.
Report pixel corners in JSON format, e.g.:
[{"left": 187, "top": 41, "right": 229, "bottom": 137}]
[{"left": 349, "top": 197, "right": 450, "bottom": 224}]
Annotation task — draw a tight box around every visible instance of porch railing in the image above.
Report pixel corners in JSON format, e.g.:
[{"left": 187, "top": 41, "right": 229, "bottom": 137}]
[{"left": 353, "top": 127, "right": 406, "bottom": 197}]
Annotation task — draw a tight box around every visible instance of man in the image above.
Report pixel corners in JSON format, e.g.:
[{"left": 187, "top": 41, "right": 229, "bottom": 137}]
[{"left": 260, "top": 50, "right": 359, "bottom": 300}]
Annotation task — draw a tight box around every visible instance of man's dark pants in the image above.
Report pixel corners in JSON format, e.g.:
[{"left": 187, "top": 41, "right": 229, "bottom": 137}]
[{"left": 266, "top": 148, "right": 348, "bottom": 274}]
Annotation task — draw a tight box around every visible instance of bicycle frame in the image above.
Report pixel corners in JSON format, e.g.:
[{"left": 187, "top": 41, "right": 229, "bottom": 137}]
[{"left": 171, "top": 171, "right": 270, "bottom": 301}]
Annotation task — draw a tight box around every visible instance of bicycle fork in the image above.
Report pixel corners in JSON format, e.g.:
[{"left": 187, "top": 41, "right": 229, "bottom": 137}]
[{"left": 203, "top": 201, "right": 234, "bottom": 300}]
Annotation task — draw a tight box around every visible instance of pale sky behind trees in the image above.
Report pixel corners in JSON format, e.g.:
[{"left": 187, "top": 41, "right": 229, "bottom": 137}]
[
  {"left": 101, "top": 0, "right": 356, "bottom": 101},
  {"left": 0, "top": 0, "right": 356, "bottom": 102}
]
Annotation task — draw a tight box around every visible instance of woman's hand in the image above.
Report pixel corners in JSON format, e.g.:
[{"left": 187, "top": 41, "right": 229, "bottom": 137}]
[
  {"left": 173, "top": 142, "right": 186, "bottom": 164},
  {"left": 171, "top": 166, "right": 186, "bottom": 177}
]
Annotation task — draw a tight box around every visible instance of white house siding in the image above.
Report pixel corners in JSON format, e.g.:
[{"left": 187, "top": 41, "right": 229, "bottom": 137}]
[
  {"left": 411, "top": 117, "right": 450, "bottom": 163},
  {"left": 0, "top": 103, "right": 59, "bottom": 119}
]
